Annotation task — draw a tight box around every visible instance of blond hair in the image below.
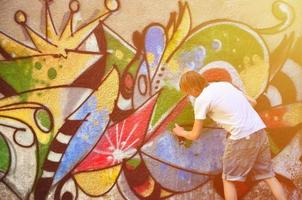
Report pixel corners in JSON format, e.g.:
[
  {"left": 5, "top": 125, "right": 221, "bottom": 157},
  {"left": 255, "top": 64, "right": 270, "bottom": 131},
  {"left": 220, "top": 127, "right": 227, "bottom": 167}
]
[{"left": 179, "top": 71, "right": 207, "bottom": 93}]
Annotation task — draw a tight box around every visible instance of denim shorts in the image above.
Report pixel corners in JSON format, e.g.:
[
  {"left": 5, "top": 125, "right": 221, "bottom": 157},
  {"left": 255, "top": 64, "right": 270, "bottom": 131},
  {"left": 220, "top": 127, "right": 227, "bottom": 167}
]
[{"left": 222, "top": 129, "right": 275, "bottom": 182}]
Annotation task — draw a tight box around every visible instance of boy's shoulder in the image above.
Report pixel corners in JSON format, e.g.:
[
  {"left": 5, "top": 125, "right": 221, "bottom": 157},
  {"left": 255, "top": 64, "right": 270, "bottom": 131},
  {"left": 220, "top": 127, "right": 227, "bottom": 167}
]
[
  {"left": 195, "top": 83, "right": 214, "bottom": 101},
  {"left": 206, "top": 81, "right": 236, "bottom": 93},
  {"left": 196, "top": 81, "right": 234, "bottom": 100},
  {"left": 209, "top": 81, "right": 232, "bottom": 87}
]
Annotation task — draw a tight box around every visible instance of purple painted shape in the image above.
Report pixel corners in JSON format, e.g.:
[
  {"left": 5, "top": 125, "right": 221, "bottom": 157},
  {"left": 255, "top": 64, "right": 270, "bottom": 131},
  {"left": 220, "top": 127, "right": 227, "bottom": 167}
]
[
  {"left": 178, "top": 46, "right": 207, "bottom": 71},
  {"left": 144, "top": 26, "right": 166, "bottom": 77},
  {"left": 142, "top": 152, "right": 209, "bottom": 192},
  {"left": 142, "top": 128, "right": 227, "bottom": 175}
]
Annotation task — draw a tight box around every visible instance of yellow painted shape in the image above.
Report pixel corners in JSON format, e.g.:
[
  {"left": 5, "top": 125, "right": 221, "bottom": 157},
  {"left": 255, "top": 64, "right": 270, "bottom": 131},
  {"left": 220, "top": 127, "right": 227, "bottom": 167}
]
[
  {"left": 160, "top": 188, "right": 173, "bottom": 198},
  {"left": 46, "top": 8, "right": 59, "bottom": 43},
  {"left": 162, "top": 3, "right": 191, "bottom": 65},
  {"left": 115, "top": 49, "right": 124, "bottom": 60},
  {"left": 0, "top": 68, "right": 118, "bottom": 144},
  {"left": 26, "top": 28, "right": 57, "bottom": 54},
  {"left": 167, "top": 20, "right": 175, "bottom": 41},
  {"left": 31, "top": 52, "right": 101, "bottom": 87},
  {"left": 0, "top": 108, "right": 50, "bottom": 140},
  {"left": 167, "top": 58, "right": 180, "bottom": 73},
  {"left": 0, "top": 102, "right": 41, "bottom": 110},
  {"left": 105, "top": 0, "right": 119, "bottom": 11},
  {"left": 0, "top": 67, "right": 118, "bottom": 143},
  {"left": 74, "top": 165, "right": 121, "bottom": 196},
  {"left": 0, "top": 32, "right": 39, "bottom": 57},
  {"left": 60, "top": 16, "right": 72, "bottom": 41},
  {"left": 0, "top": 5, "right": 111, "bottom": 59},
  {"left": 239, "top": 55, "right": 269, "bottom": 97},
  {"left": 0, "top": 90, "right": 63, "bottom": 144},
  {"left": 283, "top": 103, "right": 302, "bottom": 126},
  {"left": 0, "top": 87, "right": 90, "bottom": 144},
  {"left": 146, "top": 52, "right": 155, "bottom": 65},
  {"left": 94, "top": 68, "right": 119, "bottom": 111}
]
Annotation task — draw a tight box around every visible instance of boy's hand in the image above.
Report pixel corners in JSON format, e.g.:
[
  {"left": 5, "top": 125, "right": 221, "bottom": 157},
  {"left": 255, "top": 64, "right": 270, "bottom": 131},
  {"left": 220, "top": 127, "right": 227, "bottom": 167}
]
[{"left": 172, "top": 123, "right": 185, "bottom": 137}]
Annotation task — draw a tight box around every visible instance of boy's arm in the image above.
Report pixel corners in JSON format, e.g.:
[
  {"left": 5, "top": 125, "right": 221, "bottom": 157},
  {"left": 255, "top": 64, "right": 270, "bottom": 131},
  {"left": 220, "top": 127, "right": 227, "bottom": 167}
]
[{"left": 172, "top": 120, "right": 203, "bottom": 140}]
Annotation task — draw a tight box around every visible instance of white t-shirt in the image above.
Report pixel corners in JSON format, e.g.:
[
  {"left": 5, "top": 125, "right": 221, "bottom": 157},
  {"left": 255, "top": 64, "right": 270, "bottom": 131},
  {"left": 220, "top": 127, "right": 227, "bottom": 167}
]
[{"left": 194, "top": 82, "right": 266, "bottom": 140}]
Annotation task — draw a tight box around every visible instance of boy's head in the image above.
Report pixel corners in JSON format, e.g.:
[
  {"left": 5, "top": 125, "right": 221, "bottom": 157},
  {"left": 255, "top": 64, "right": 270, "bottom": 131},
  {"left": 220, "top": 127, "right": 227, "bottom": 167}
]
[{"left": 179, "top": 71, "right": 208, "bottom": 97}]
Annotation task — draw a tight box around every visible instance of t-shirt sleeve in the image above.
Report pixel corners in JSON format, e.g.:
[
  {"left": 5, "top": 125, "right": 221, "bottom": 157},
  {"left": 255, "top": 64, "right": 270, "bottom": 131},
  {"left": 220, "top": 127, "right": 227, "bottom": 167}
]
[{"left": 194, "top": 93, "right": 211, "bottom": 120}]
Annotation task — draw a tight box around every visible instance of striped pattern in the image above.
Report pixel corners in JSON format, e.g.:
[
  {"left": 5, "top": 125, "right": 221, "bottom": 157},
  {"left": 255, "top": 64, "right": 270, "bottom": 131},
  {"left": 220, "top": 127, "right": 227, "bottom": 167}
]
[
  {"left": 41, "top": 120, "right": 83, "bottom": 176},
  {"left": 256, "top": 59, "right": 302, "bottom": 111},
  {"left": 256, "top": 59, "right": 302, "bottom": 155},
  {"left": 35, "top": 119, "right": 83, "bottom": 200}
]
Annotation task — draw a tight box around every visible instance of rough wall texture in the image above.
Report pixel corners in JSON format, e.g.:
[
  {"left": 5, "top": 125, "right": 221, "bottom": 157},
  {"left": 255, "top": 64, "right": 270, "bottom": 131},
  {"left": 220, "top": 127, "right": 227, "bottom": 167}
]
[{"left": 0, "top": 0, "right": 302, "bottom": 199}]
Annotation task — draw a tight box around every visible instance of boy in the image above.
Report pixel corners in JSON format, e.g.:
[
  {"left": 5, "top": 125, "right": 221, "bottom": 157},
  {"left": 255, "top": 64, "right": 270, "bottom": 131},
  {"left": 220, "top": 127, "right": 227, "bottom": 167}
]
[{"left": 172, "top": 71, "right": 286, "bottom": 200}]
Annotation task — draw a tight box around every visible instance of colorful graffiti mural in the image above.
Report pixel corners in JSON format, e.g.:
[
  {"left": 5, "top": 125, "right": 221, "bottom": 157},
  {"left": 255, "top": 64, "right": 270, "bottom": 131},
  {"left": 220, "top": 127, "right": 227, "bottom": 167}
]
[{"left": 0, "top": 0, "right": 302, "bottom": 199}]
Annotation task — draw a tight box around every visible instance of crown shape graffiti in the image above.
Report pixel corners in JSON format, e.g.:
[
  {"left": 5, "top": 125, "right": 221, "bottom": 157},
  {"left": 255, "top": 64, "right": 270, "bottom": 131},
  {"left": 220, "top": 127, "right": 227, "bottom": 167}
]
[{"left": 0, "top": 0, "right": 119, "bottom": 58}]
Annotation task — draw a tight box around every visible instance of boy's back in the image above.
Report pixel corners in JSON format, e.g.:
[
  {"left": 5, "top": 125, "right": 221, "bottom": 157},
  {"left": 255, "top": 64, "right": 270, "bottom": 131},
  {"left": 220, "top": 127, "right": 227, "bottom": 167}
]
[{"left": 194, "top": 81, "right": 265, "bottom": 140}]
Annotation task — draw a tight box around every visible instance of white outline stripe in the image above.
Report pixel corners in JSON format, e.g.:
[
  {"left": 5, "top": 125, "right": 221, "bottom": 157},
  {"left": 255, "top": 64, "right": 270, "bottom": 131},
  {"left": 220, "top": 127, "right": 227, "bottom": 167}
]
[
  {"left": 121, "top": 123, "right": 139, "bottom": 149},
  {"left": 41, "top": 170, "right": 55, "bottom": 178},
  {"left": 48, "top": 151, "right": 62, "bottom": 162},
  {"left": 56, "top": 132, "right": 72, "bottom": 144}
]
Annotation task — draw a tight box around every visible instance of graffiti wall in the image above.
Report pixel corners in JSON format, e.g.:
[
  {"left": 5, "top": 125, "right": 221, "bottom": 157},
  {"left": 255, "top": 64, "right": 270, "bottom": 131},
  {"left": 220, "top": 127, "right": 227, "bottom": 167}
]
[{"left": 0, "top": 0, "right": 302, "bottom": 199}]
